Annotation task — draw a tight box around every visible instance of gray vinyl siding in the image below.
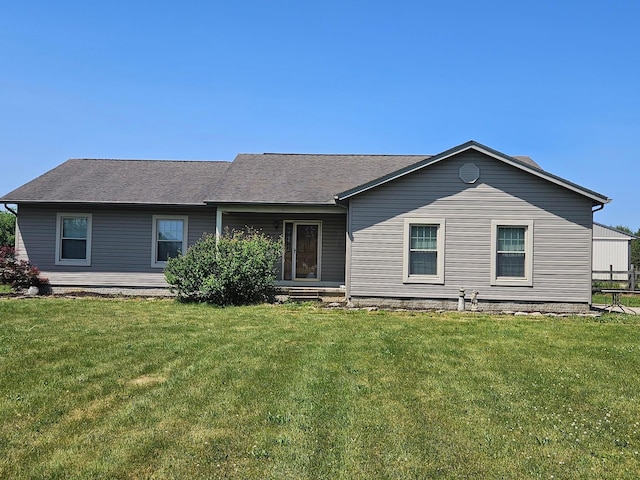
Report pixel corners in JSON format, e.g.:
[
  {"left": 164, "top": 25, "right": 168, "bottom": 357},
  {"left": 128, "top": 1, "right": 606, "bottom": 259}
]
[
  {"left": 15, "top": 204, "right": 217, "bottom": 286},
  {"left": 348, "top": 150, "right": 594, "bottom": 304},
  {"left": 223, "top": 212, "right": 346, "bottom": 283}
]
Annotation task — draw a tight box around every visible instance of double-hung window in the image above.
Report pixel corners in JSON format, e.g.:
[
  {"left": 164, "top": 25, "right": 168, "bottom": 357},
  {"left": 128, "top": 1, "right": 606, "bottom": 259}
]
[
  {"left": 152, "top": 215, "right": 188, "bottom": 267},
  {"left": 490, "top": 220, "right": 533, "bottom": 286},
  {"left": 55, "top": 213, "right": 92, "bottom": 266},
  {"left": 403, "top": 218, "right": 445, "bottom": 284}
]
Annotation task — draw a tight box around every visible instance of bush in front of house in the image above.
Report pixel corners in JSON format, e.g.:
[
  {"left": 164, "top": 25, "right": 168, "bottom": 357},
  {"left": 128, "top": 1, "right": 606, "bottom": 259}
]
[
  {"left": 0, "top": 246, "right": 50, "bottom": 293},
  {"left": 164, "top": 229, "right": 281, "bottom": 305}
]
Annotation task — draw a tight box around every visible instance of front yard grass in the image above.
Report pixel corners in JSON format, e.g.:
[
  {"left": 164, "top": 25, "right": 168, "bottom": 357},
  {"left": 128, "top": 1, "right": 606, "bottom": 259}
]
[
  {"left": 593, "top": 292, "right": 640, "bottom": 307},
  {"left": 1, "top": 298, "right": 639, "bottom": 478}
]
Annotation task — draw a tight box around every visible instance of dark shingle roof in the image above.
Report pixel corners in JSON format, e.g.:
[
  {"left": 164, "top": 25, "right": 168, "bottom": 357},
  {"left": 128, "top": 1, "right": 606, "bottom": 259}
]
[
  {"left": 0, "top": 145, "right": 549, "bottom": 206},
  {"left": 513, "top": 156, "right": 540, "bottom": 169},
  {"left": 0, "top": 159, "right": 230, "bottom": 205},
  {"left": 208, "top": 153, "right": 432, "bottom": 204},
  {"left": 207, "top": 151, "right": 541, "bottom": 205}
]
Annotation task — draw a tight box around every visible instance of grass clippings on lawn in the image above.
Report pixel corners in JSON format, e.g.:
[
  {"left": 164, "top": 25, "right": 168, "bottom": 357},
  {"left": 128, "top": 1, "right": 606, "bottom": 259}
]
[{"left": 1, "top": 298, "right": 639, "bottom": 479}]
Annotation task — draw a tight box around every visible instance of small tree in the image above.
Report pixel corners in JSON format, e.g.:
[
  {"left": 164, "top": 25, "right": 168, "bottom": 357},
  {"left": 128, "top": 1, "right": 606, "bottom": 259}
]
[
  {"left": 164, "top": 229, "right": 281, "bottom": 305},
  {"left": 0, "top": 246, "right": 49, "bottom": 292},
  {"left": 0, "top": 211, "right": 16, "bottom": 247}
]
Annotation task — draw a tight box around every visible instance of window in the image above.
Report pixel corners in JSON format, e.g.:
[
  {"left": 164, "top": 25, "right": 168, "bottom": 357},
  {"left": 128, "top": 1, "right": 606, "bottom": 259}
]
[
  {"left": 55, "top": 213, "right": 92, "bottom": 266},
  {"left": 403, "top": 218, "right": 445, "bottom": 284},
  {"left": 152, "top": 215, "right": 188, "bottom": 267},
  {"left": 490, "top": 220, "right": 533, "bottom": 286},
  {"left": 410, "top": 225, "right": 438, "bottom": 275},
  {"left": 497, "top": 227, "right": 525, "bottom": 276}
]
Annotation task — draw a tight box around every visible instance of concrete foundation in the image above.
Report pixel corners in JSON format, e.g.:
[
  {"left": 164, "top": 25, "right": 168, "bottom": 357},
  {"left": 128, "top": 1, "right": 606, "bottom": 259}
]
[{"left": 349, "top": 297, "right": 591, "bottom": 314}]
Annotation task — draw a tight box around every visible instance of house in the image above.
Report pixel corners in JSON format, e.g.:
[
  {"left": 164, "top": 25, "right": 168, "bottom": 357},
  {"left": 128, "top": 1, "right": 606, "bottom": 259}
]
[
  {"left": 1, "top": 141, "right": 610, "bottom": 312},
  {"left": 592, "top": 223, "right": 636, "bottom": 282}
]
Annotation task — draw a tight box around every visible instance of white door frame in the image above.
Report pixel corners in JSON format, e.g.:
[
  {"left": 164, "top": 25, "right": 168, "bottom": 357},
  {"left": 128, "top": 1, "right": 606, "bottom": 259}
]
[{"left": 283, "top": 221, "right": 322, "bottom": 281}]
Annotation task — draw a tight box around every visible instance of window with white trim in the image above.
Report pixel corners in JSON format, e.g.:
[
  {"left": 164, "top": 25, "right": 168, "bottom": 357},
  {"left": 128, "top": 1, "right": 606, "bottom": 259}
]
[
  {"left": 55, "top": 213, "right": 92, "bottom": 266},
  {"left": 490, "top": 220, "right": 533, "bottom": 286},
  {"left": 152, "top": 215, "right": 188, "bottom": 267},
  {"left": 403, "top": 218, "right": 445, "bottom": 284}
]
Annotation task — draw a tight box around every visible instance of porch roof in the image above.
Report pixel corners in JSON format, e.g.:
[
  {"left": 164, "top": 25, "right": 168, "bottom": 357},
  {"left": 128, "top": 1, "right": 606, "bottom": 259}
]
[{"left": 207, "top": 153, "right": 430, "bottom": 205}]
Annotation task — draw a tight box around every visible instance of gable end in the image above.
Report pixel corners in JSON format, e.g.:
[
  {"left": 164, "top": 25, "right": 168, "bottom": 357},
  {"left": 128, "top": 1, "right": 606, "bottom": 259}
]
[{"left": 335, "top": 140, "right": 610, "bottom": 206}]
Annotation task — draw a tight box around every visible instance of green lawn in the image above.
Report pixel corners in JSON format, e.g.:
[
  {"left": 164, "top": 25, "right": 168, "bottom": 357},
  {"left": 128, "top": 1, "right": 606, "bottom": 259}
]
[
  {"left": 593, "top": 292, "right": 640, "bottom": 307},
  {"left": 1, "top": 299, "right": 639, "bottom": 479}
]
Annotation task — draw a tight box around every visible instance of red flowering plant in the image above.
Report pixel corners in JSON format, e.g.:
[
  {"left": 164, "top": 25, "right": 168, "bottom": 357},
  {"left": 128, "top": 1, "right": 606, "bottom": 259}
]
[{"left": 0, "top": 246, "right": 50, "bottom": 293}]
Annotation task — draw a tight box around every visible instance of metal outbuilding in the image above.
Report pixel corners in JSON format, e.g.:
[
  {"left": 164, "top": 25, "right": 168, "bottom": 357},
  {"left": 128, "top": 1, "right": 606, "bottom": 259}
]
[{"left": 593, "top": 222, "right": 637, "bottom": 281}]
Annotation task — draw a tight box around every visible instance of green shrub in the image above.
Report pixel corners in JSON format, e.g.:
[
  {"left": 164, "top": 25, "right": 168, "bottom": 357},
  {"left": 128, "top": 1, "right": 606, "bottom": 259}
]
[
  {"left": 0, "top": 211, "right": 15, "bottom": 247},
  {"left": 164, "top": 229, "right": 281, "bottom": 305}
]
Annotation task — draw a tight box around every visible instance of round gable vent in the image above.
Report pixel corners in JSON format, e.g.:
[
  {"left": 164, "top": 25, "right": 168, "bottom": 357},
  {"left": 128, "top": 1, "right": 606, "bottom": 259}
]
[{"left": 459, "top": 163, "right": 480, "bottom": 184}]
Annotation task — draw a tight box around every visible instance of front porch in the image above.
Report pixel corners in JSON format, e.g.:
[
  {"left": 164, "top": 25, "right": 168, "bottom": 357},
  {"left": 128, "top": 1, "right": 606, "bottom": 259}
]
[
  {"left": 275, "top": 282, "right": 346, "bottom": 302},
  {"left": 41, "top": 271, "right": 345, "bottom": 301}
]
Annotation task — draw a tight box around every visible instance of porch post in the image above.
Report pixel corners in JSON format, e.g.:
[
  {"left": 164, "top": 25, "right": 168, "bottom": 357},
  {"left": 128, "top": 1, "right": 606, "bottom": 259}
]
[
  {"left": 215, "top": 208, "right": 223, "bottom": 240},
  {"left": 345, "top": 204, "right": 352, "bottom": 301}
]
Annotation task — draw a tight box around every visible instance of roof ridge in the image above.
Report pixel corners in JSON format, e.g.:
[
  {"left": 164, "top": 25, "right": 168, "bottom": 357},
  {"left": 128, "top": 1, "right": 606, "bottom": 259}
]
[
  {"left": 254, "top": 153, "right": 433, "bottom": 157},
  {"left": 66, "top": 158, "right": 230, "bottom": 163}
]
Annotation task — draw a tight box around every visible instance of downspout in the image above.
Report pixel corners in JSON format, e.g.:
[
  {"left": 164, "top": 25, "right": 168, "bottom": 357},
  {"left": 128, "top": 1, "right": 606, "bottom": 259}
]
[
  {"left": 589, "top": 203, "right": 605, "bottom": 306},
  {"left": 335, "top": 195, "right": 351, "bottom": 302},
  {"left": 345, "top": 201, "right": 352, "bottom": 302},
  {"left": 3, "top": 204, "right": 17, "bottom": 216}
]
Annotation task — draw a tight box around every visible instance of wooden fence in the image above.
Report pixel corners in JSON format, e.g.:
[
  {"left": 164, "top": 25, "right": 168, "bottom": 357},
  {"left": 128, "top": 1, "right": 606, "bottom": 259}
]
[{"left": 592, "top": 264, "right": 639, "bottom": 291}]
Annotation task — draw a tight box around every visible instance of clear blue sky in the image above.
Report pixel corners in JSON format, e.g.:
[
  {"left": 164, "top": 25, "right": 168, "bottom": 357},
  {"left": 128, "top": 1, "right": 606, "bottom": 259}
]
[{"left": 1, "top": 1, "right": 638, "bottom": 228}]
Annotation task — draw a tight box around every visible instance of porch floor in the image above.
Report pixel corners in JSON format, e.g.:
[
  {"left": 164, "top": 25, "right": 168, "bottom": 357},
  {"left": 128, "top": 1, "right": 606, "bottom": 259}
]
[{"left": 40, "top": 271, "right": 346, "bottom": 301}]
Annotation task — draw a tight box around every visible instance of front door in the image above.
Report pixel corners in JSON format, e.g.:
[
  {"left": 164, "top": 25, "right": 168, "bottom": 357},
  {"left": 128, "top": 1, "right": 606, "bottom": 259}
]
[{"left": 283, "top": 222, "right": 321, "bottom": 281}]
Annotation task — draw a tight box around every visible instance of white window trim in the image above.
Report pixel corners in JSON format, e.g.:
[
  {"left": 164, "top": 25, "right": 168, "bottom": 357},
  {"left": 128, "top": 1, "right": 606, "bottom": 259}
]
[
  {"left": 403, "top": 218, "right": 445, "bottom": 284},
  {"left": 151, "top": 215, "right": 189, "bottom": 268},
  {"left": 55, "top": 213, "right": 92, "bottom": 266},
  {"left": 490, "top": 220, "right": 534, "bottom": 286}
]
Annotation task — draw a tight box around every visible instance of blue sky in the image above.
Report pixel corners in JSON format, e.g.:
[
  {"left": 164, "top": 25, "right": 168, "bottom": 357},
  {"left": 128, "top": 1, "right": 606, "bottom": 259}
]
[{"left": 1, "top": 1, "right": 638, "bottom": 228}]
